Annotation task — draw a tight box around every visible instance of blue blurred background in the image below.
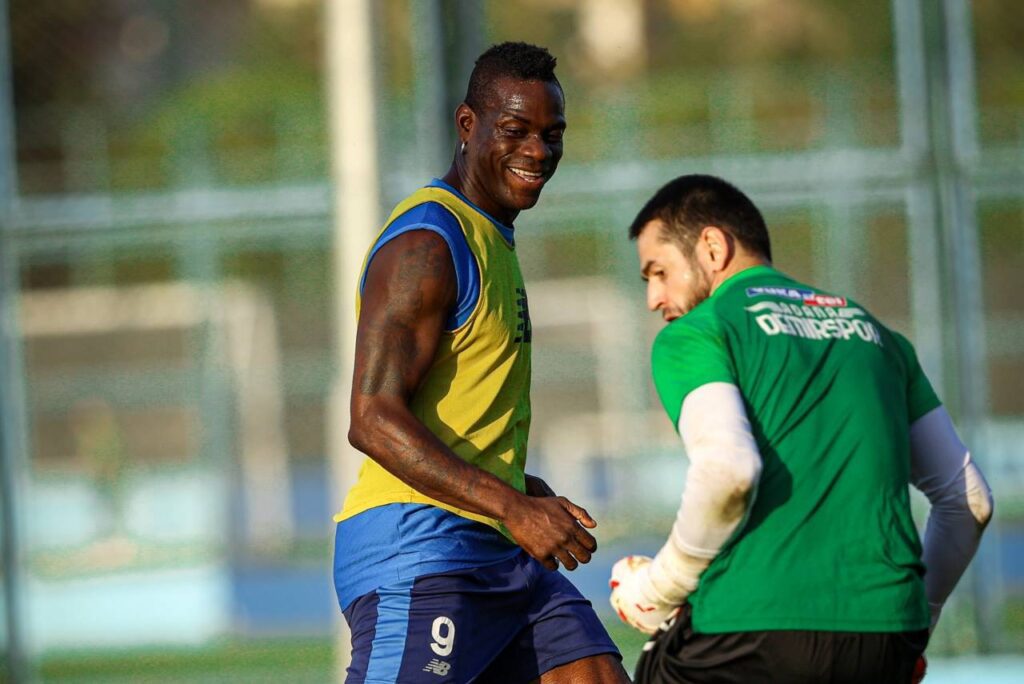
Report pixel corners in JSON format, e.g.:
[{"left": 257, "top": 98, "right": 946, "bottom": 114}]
[{"left": 0, "top": 0, "right": 1021, "bottom": 681}]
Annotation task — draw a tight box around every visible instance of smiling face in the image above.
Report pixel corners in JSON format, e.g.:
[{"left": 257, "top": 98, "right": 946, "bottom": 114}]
[
  {"left": 457, "top": 77, "right": 565, "bottom": 225},
  {"left": 637, "top": 220, "right": 713, "bottom": 322}
]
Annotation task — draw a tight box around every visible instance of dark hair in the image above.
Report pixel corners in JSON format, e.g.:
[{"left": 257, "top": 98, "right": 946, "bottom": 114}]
[
  {"left": 464, "top": 42, "right": 561, "bottom": 111},
  {"left": 628, "top": 174, "right": 772, "bottom": 261}
]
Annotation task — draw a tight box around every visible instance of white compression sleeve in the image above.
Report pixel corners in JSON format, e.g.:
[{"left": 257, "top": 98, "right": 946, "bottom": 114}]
[
  {"left": 910, "top": 406, "right": 994, "bottom": 628},
  {"left": 644, "top": 382, "right": 763, "bottom": 606}
]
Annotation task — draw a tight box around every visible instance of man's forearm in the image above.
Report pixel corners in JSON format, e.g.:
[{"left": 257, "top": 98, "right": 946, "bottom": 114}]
[
  {"left": 350, "top": 397, "right": 601, "bottom": 573},
  {"left": 911, "top": 407, "right": 994, "bottom": 627},
  {"left": 609, "top": 384, "right": 763, "bottom": 634},
  {"left": 645, "top": 382, "right": 763, "bottom": 604},
  {"left": 349, "top": 398, "right": 524, "bottom": 522}
]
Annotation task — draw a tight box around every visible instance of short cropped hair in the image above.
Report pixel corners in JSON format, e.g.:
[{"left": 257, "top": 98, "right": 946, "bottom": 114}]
[
  {"left": 628, "top": 174, "right": 772, "bottom": 261},
  {"left": 464, "top": 42, "right": 561, "bottom": 112}
]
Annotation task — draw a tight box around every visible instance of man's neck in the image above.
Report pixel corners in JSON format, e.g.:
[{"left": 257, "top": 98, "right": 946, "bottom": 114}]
[
  {"left": 440, "top": 163, "right": 463, "bottom": 194},
  {"left": 440, "top": 163, "right": 518, "bottom": 226},
  {"left": 709, "top": 256, "right": 771, "bottom": 296}
]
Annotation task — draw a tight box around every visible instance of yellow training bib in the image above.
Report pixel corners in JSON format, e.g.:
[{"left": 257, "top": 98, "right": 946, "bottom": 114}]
[{"left": 336, "top": 185, "right": 532, "bottom": 535}]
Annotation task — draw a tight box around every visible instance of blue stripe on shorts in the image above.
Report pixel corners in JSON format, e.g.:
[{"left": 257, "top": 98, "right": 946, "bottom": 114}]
[{"left": 363, "top": 578, "right": 415, "bottom": 683}]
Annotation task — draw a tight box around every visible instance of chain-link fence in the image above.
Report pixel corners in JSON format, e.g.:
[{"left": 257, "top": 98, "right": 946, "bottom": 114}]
[{"left": 1, "top": 0, "right": 1022, "bottom": 681}]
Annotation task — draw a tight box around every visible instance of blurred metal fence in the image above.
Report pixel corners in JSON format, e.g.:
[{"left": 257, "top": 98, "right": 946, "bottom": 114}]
[{"left": 0, "top": 0, "right": 1022, "bottom": 681}]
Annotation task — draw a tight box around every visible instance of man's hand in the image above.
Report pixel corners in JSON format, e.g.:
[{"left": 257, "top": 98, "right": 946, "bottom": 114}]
[
  {"left": 609, "top": 555, "right": 680, "bottom": 635},
  {"left": 503, "top": 492, "right": 597, "bottom": 572}
]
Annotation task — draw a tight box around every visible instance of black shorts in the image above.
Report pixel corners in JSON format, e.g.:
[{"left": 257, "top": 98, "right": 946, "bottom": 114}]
[{"left": 634, "top": 604, "right": 929, "bottom": 684}]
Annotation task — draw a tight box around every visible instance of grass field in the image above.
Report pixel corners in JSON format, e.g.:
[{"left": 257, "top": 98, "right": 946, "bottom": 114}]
[
  {"left": 37, "top": 639, "right": 336, "bottom": 683},
  {"left": 32, "top": 620, "right": 650, "bottom": 683},
  {"left": 27, "top": 612, "right": 1024, "bottom": 683}
]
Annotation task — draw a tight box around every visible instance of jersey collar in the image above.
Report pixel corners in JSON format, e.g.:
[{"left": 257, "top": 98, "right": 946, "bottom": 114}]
[
  {"left": 428, "top": 178, "right": 516, "bottom": 247},
  {"left": 709, "top": 264, "right": 780, "bottom": 301}
]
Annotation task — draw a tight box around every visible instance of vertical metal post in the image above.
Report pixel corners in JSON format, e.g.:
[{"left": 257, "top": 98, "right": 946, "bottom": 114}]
[
  {"left": 894, "top": 0, "right": 999, "bottom": 652},
  {"left": 938, "top": 0, "right": 1001, "bottom": 652},
  {"left": 325, "top": 0, "right": 381, "bottom": 679},
  {"left": 934, "top": 0, "right": 986, "bottom": 423},
  {"left": 818, "top": 77, "right": 865, "bottom": 300},
  {"left": 0, "top": 0, "right": 30, "bottom": 679},
  {"left": 0, "top": 0, "right": 11, "bottom": 206},
  {"left": 893, "top": 0, "right": 946, "bottom": 389},
  {"left": 0, "top": 228, "right": 27, "bottom": 684},
  {"left": 176, "top": 235, "right": 229, "bottom": 464},
  {"left": 410, "top": 0, "right": 448, "bottom": 178},
  {"left": 450, "top": 0, "right": 484, "bottom": 112}
]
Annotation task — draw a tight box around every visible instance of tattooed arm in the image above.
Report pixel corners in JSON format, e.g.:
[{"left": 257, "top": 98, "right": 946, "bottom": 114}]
[{"left": 348, "top": 230, "right": 597, "bottom": 571}]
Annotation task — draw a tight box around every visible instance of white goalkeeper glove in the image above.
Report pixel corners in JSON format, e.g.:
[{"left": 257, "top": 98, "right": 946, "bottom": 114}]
[{"left": 609, "top": 555, "right": 680, "bottom": 635}]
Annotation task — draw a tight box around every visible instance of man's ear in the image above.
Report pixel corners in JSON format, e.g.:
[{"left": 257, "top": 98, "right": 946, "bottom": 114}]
[
  {"left": 700, "top": 226, "right": 734, "bottom": 272},
  {"left": 455, "top": 103, "right": 475, "bottom": 141}
]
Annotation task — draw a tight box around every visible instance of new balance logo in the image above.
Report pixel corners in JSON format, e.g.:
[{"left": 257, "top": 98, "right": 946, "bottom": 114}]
[
  {"left": 514, "top": 287, "right": 532, "bottom": 343},
  {"left": 423, "top": 658, "right": 451, "bottom": 676}
]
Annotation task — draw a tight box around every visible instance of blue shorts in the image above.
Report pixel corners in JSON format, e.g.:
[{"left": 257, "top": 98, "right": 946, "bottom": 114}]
[{"left": 342, "top": 550, "right": 620, "bottom": 683}]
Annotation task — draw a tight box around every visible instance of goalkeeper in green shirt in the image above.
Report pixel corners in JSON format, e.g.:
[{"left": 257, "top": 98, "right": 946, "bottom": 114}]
[{"left": 610, "top": 174, "right": 993, "bottom": 683}]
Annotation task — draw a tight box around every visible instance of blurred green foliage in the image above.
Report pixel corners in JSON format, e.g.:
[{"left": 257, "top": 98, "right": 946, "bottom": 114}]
[{"left": 11, "top": 0, "right": 1022, "bottom": 193}]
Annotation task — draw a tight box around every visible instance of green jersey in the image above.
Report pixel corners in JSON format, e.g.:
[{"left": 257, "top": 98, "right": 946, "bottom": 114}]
[{"left": 651, "top": 265, "right": 941, "bottom": 633}]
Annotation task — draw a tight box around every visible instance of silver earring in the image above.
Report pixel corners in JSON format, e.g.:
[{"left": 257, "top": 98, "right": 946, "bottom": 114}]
[{"left": 460, "top": 140, "right": 467, "bottom": 154}]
